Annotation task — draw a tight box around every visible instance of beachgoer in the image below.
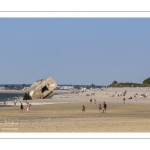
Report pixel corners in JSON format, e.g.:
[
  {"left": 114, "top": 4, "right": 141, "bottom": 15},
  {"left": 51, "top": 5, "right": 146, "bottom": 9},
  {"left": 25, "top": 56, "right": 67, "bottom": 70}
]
[
  {"left": 20, "top": 103, "right": 23, "bottom": 113},
  {"left": 102, "top": 102, "right": 107, "bottom": 113},
  {"left": 123, "top": 98, "right": 125, "bottom": 104},
  {"left": 90, "top": 98, "right": 92, "bottom": 103},
  {"left": 82, "top": 105, "right": 85, "bottom": 113},
  {"left": 104, "top": 102, "right": 107, "bottom": 113},
  {"left": 146, "top": 94, "right": 148, "bottom": 98},
  {"left": 3, "top": 100, "right": 6, "bottom": 106},
  {"left": 29, "top": 103, "right": 31, "bottom": 110},
  {"left": 99, "top": 104, "right": 101, "bottom": 112},
  {"left": 94, "top": 99, "right": 96, "bottom": 104},
  {"left": 27, "top": 103, "right": 30, "bottom": 113},
  {"left": 14, "top": 100, "right": 17, "bottom": 106}
]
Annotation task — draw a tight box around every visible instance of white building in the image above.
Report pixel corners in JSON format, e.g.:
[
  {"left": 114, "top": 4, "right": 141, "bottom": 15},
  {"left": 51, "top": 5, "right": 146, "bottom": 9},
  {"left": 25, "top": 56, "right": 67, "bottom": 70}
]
[{"left": 0, "top": 86, "right": 5, "bottom": 90}]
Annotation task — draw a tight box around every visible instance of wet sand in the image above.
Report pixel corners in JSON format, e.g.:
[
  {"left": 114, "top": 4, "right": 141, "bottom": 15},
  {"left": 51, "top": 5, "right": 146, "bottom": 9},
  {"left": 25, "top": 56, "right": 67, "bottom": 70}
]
[{"left": 0, "top": 87, "right": 150, "bottom": 132}]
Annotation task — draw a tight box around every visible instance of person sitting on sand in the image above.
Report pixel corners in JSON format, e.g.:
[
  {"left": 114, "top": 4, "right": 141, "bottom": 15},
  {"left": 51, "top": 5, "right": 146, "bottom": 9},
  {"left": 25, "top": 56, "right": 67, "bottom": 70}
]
[{"left": 82, "top": 105, "right": 85, "bottom": 113}]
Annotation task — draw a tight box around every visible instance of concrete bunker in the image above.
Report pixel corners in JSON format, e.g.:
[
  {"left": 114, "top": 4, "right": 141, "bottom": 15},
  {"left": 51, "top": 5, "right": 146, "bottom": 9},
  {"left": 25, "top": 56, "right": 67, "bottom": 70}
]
[{"left": 23, "top": 76, "right": 57, "bottom": 100}]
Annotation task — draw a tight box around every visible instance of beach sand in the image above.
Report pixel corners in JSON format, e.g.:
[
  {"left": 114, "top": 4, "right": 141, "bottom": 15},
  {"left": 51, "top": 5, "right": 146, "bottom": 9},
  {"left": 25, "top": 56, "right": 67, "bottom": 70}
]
[{"left": 0, "top": 87, "right": 150, "bottom": 132}]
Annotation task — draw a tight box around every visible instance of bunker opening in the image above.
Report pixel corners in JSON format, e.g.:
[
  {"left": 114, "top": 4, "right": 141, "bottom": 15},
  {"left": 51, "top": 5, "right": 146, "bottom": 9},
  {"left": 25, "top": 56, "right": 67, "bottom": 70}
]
[{"left": 41, "top": 86, "right": 49, "bottom": 93}]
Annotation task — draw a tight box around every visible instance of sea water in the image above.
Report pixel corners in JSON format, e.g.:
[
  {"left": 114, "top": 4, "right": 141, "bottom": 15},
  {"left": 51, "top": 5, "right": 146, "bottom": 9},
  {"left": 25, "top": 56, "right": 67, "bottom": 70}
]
[{"left": 0, "top": 92, "right": 25, "bottom": 102}]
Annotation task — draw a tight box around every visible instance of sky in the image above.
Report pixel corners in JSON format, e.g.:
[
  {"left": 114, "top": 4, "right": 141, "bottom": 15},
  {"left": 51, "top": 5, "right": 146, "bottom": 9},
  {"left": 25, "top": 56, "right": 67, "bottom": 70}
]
[{"left": 0, "top": 18, "right": 150, "bottom": 85}]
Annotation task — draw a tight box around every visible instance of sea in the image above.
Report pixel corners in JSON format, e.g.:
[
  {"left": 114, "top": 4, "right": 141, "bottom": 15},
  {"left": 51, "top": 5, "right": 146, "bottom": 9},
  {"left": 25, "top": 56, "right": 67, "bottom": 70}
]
[{"left": 0, "top": 92, "right": 25, "bottom": 102}]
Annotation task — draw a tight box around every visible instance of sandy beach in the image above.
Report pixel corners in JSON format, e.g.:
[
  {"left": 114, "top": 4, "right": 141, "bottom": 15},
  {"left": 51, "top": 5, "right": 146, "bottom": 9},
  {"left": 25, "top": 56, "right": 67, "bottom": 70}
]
[{"left": 0, "top": 87, "right": 150, "bottom": 132}]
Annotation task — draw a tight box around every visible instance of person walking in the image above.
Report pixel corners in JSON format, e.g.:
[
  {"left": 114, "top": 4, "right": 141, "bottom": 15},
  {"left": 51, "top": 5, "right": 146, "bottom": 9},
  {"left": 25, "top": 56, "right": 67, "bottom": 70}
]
[
  {"left": 99, "top": 104, "right": 101, "bottom": 112},
  {"left": 123, "top": 98, "right": 125, "bottom": 104},
  {"left": 29, "top": 103, "right": 31, "bottom": 111},
  {"left": 82, "top": 105, "right": 85, "bottom": 113},
  {"left": 14, "top": 99, "right": 17, "bottom": 106},
  {"left": 102, "top": 102, "right": 107, "bottom": 113},
  {"left": 20, "top": 103, "right": 23, "bottom": 113},
  {"left": 90, "top": 98, "right": 92, "bottom": 103},
  {"left": 3, "top": 100, "right": 6, "bottom": 106},
  {"left": 27, "top": 103, "right": 30, "bottom": 113}
]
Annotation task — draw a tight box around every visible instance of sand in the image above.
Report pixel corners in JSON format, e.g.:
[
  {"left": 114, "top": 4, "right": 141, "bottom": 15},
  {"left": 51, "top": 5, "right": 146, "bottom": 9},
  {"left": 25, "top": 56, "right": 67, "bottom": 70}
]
[{"left": 0, "top": 87, "right": 150, "bottom": 132}]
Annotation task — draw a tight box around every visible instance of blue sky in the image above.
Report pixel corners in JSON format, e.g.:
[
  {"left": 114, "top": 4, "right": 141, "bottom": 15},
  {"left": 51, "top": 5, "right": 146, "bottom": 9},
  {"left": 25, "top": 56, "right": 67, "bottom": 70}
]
[{"left": 0, "top": 18, "right": 150, "bottom": 85}]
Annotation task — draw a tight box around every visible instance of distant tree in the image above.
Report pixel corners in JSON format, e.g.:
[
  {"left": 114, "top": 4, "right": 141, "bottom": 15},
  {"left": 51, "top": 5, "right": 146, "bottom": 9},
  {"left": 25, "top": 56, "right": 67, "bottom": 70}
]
[
  {"left": 143, "top": 77, "right": 150, "bottom": 84},
  {"left": 108, "top": 79, "right": 150, "bottom": 87},
  {"left": 22, "top": 84, "right": 26, "bottom": 87},
  {"left": 75, "top": 85, "right": 80, "bottom": 89},
  {"left": 10, "top": 84, "right": 14, "bottom": 90},
  {"left": 112, "top": 80, "right": 118, "bottom": 84},
  {"left": 91, "top": 83, "right": 95, "bottom": 87},
  {"left": 5, "top": 85, "right": 8, "bottom": 90}
]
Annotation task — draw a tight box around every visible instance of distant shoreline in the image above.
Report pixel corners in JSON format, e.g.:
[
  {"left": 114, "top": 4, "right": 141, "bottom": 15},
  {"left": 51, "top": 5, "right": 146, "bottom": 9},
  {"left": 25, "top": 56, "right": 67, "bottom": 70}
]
[{"left": 0, "top": 90, "right": 25, "bottom": 93}]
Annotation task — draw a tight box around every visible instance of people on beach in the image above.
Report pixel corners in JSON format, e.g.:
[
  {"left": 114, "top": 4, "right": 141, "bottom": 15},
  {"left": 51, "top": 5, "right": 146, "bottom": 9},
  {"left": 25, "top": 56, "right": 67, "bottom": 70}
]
[
  {"left": 90, "top": 98, "right": 92, "bottom": 103},
  {"left": 29, "top": 103, "right": 31, "bottom": 111},
  {"left": 99, "top": 104, "right": 101, "bottom": 112},
  {"left": 27, "top": 103, "right": 30, "bottom": 113},
  {"left": 102, "top": 102, "right": 107, "bottom": 113},
  {"left": 129, "top": 96, "right": 132, "bottom": 99},
  {"left": 123, "top": 98, "right": 125, "bottom": 104},
  {"left": 20, "top": 103, "right": 23, "bottom": 113},
  {"left": 14, "top": 100, "right": 17, "bottom": 106},
  {"left": 82, "top": 105, "right": 85, "bottom": 113},
  {"left": 94, "top": 99, "right": 96, "bottom": 104},
  {"left": 3, "top": 100, "right": 6, "bottom": 106}
]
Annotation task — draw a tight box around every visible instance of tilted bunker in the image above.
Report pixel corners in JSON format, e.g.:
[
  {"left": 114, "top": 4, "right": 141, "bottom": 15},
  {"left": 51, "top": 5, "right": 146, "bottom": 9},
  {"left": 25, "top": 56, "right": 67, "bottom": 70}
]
[{"left": 23, "top": 77, "right": 57, "bottom": 100}]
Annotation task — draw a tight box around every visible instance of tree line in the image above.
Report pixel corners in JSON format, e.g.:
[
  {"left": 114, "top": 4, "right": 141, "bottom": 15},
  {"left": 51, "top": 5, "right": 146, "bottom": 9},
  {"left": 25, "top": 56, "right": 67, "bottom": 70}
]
[{"left": 109, "top": 77, "right": 150, "bottom": 87}]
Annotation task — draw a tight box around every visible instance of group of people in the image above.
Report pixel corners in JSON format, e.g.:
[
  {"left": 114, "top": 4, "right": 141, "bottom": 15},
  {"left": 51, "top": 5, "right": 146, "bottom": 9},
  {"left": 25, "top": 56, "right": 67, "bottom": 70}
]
[
  {"left": 90, "top": 98, "right": 97, "bottom": 104},
  {"left": 91, "top": 92, "right": 95, "bottom": 96},
  {"left": 3, "top": 99, "right": 19, "bottom": 107},
  {"left": 82, "top": 102, "right": 107, "bottom": 113},
  {"left": 99, "top": 102, "right": 107, "bottom": 113},
  {"left": 20, "top": 102, "right": 31, "bottom": 113}
]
